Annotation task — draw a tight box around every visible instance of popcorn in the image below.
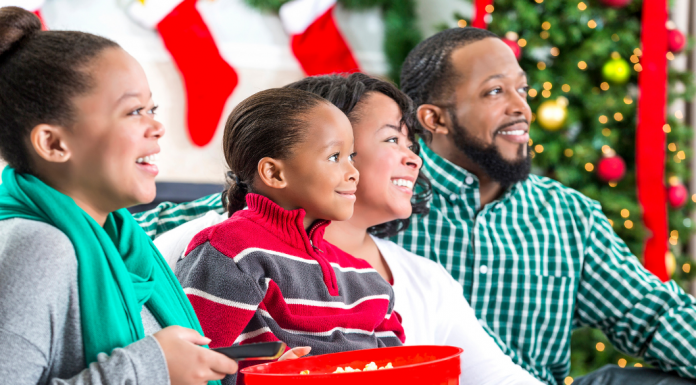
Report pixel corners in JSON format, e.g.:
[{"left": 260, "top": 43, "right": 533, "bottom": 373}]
[{"left": 299, "top": 362, "right": 393, "bottom": 374}]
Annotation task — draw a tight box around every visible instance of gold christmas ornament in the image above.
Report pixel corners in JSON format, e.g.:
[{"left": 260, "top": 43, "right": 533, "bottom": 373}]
[{"left": 536, "top": 99, "right": 568, "bottom": 130}]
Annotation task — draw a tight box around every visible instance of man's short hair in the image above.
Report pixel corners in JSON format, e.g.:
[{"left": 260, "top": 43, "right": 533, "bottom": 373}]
[{"left": 400, "top": 27, "right": 499, "bottom": 141}]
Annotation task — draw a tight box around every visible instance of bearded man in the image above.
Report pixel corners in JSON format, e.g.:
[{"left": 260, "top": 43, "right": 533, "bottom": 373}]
[
  {"left": 393, "top": 27, "right": 696, "bottom": 385},
  {"left": 133, "top": 27, "right": 696, "bottom": 385}
]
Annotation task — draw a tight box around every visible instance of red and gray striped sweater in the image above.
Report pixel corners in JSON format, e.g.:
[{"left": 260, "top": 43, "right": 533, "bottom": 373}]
[{"left": 175, "top": 193, "right": 405, "bottom": 383}]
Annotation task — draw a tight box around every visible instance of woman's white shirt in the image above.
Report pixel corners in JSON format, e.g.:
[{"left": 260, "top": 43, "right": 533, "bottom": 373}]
[
  {"left": 153, "top": 212, "right": 541, "bottom": 385},
  {"left": 154, "top": 210, "right": 227, "bottom": 270}
]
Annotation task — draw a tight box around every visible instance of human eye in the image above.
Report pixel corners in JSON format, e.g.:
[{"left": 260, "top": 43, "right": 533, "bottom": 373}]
[
  {"left": 148, "top": 105, "right": 159, "bottom": 115},
  {"left": 349, "top": 152, "right": 357, "bottom": 162},
  {"left": 486, "top": 87, "right": 502, "bottom": 96},
  {"left": 385, "top": 137, "right": 398, "bottom": 144},
  {"left": 518, "top": 85, "right": 529, "bottom": 94},
  {"left": 128, "top": 107, "right": 144, "bottom": 116},
  {"left": 328, "top": 153, "right": 339, "bottom": 162}
]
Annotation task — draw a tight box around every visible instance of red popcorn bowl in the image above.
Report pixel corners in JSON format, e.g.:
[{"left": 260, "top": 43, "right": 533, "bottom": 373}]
[{"left": 241, "top": 345, "right": 463, "bottom": 385}]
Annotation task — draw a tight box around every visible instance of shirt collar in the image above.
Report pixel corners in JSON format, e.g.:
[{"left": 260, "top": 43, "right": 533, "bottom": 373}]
[
  {"left": 419, "top": 139, "right": 480, "bottom": 197},
  {"left": 419, "top": 139, "right": 525, "bottom": 207},
  {"left": 241, "top": 193, "right": 330, "bottom": 252}
]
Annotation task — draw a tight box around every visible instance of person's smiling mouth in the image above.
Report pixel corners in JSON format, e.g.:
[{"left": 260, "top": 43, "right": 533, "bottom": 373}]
[
  {"left": 336, "top": 189, "right": 357, "bottom": 200},
  {"left": 391, "top": 177, "right": 415, "bottom": 195},
  {"left": 135, "top": 151, "right": 160, "bottom": 176},
  {"left": 494, "top": 120, "right": 529, "bottom": 144}
]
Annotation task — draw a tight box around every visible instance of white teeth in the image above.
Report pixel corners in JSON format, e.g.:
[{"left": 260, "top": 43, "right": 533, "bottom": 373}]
[
  {"left": 136, "top": 154, "right": 158, "bottom": 164},
  {"left": 499, "top": 130, "right": 526, "bottom": 136},
  {"left": 392, "top": 179, "right": 414, "bottom": 189}
]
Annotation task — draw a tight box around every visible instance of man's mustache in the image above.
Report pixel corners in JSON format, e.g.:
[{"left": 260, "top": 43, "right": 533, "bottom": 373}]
[{"left": 495, "top": 119, "right": 529, "bottom": 133}]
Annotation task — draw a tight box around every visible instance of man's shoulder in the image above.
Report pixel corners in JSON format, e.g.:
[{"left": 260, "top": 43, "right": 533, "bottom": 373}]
[{"left": 522, "top": 174, "right": 599, "bottom": 211}]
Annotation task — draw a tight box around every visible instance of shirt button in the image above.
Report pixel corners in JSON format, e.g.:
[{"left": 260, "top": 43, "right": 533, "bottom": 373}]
[
  {"left": 465, "top": 176, "right": 474, "bottom": 185},
  {"left": 480, "top": 265, "right": 488, "bottom": 274},
  {"left": 449, "top": 193, "right": 457, "bottom": 201}
]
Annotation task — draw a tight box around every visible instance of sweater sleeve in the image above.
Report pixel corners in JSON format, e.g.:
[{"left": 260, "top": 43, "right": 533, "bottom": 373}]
[
  {"left": 48, "top": 337, "right": 168, "bottom": 385},
  {"left": 575, "top": 204, "right": 696, "bottom": 378},
  {"left": 175, "top": 240, "right": 267, "bottom": 349},
  {"left": 0, "top": 219, "right": 169, "bottom": 385}
]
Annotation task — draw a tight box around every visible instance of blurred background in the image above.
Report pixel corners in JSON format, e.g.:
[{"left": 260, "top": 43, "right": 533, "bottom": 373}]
[{"left": 3, "top": 0, "right": 696, "bottom": 381}]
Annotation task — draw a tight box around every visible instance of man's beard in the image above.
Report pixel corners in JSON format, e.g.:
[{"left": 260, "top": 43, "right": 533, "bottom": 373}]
[{"left": 449, "top": 110, "right": 532, "bottom": 188}]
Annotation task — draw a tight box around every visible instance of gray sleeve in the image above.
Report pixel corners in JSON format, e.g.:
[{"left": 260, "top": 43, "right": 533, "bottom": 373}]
[
  {"left": 49, "top": 337, "right": 169, "bottom": 385},
  {"left": 0, "top": 328, "right": 169, "bottom": 385},
  {"left": 0, "top": 219, "right": 170, "bottom": 385}
]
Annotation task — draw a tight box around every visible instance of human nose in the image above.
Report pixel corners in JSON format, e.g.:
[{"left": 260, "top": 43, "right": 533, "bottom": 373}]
[
  {"left": 402, "top": 145, "right": 423, "bottom": 170},
  {"left": 146, "top": 117, "right": 165, "bottom": 139},
  {"left": 507, "top": 89, "right": 531, "bottom": 118},
  {"left": 345, "top": 160, "right": 359, "bottom": 185}
]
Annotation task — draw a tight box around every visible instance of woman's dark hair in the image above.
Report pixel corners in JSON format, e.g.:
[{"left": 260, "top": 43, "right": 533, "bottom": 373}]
[
  {"left": 0, "top": 6, "right": 119, "bottom": 173},
  {"left": 284, "top": 73, "right": 432, "bottom": 238},
  {"left": 221, "top": 88, "right": 328, "bottom": 216},
  {"left": 400, "top": 27, "right": 498, "bottom": 143}
]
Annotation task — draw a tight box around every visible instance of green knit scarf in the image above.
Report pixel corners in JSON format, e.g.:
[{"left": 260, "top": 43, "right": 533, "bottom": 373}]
[{"left": 0, "top": 167, "right": 218, "bottom": 384}]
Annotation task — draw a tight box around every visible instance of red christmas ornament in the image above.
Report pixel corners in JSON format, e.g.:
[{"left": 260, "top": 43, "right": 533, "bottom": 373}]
[
  {"left": 502, "top": 39, "right": 522, "bottom": 60},
  {"left": 596, "top": 154, "right": 626, "bottom": 182},
  {"left": 667, "top": 183, "right": 688, "bottom": 208},
  {"left": 667, "top": 29, "right": 686, "bottom": 54},
  {"left": 600, "top": 0, "right": 632, "bottom": 7}
]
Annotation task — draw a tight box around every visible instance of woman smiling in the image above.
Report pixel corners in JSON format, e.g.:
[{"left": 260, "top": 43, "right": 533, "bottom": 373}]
[{"left": 153, "top": 74, "right": 541, "bottom": 385}]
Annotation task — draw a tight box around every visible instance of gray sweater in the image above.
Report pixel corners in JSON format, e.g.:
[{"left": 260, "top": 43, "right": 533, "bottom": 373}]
[{"left": 0, "top": 218, "right": 170, "bottom": 385}]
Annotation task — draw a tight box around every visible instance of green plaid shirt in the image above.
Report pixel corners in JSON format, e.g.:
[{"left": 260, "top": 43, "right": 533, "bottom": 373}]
[
  {"left": 134, "top": 193, "right": 225, "bottom": 239},
  {"left": 135, "top": 141, "right": 696, "bottom": 384},
  {"left": 392, "top": 141, "right": 696, "bottom": 383}
]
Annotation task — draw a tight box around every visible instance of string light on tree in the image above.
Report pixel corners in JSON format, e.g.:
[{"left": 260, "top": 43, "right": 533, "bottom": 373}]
[{"left": 666, "top": 251, "right": 676, "bottom": 277}]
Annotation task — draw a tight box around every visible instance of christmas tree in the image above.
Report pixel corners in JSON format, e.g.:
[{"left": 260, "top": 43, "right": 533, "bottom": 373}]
[{"left": 478, "top": 0, "right": 695, "bottom": 379}]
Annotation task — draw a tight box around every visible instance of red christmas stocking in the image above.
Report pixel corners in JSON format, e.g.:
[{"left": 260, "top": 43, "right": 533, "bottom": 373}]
[
  {"left": 1, "top": 0, "right": 47, "bottom": 29},
  {"left": 129, "top": 0, "right": 238, "bottom": 147},
  {"left": 279, "top": 0, "right": 360, "bottom": 76}
]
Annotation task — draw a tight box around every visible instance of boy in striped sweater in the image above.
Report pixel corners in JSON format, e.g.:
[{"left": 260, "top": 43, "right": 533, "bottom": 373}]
[{"left": 175, "top": 88, "right": 405, "bottom": 384}]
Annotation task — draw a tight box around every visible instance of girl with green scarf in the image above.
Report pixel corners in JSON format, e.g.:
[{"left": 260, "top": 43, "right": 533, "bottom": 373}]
[{"left": 0, "top": 7, "right": 238, "bottom": 385}]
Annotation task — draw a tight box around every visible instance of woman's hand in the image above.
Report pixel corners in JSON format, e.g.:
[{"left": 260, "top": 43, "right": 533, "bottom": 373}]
[
  {"left": 154, "top": 326, "right": 238, "bottom": 385},
  {"left": 278, "top": 346, "right": 311, "bottom": 361}
]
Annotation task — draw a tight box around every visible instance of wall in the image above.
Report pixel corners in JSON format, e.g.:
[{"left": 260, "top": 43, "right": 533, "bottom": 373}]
[{"left": 0, "top": 0, "right": 472, "bottom": 183}]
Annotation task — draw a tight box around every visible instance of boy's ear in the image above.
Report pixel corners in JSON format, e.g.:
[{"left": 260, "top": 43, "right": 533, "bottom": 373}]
[{"left": 257, "top": 157, "right": 287, "bottom": 190}]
